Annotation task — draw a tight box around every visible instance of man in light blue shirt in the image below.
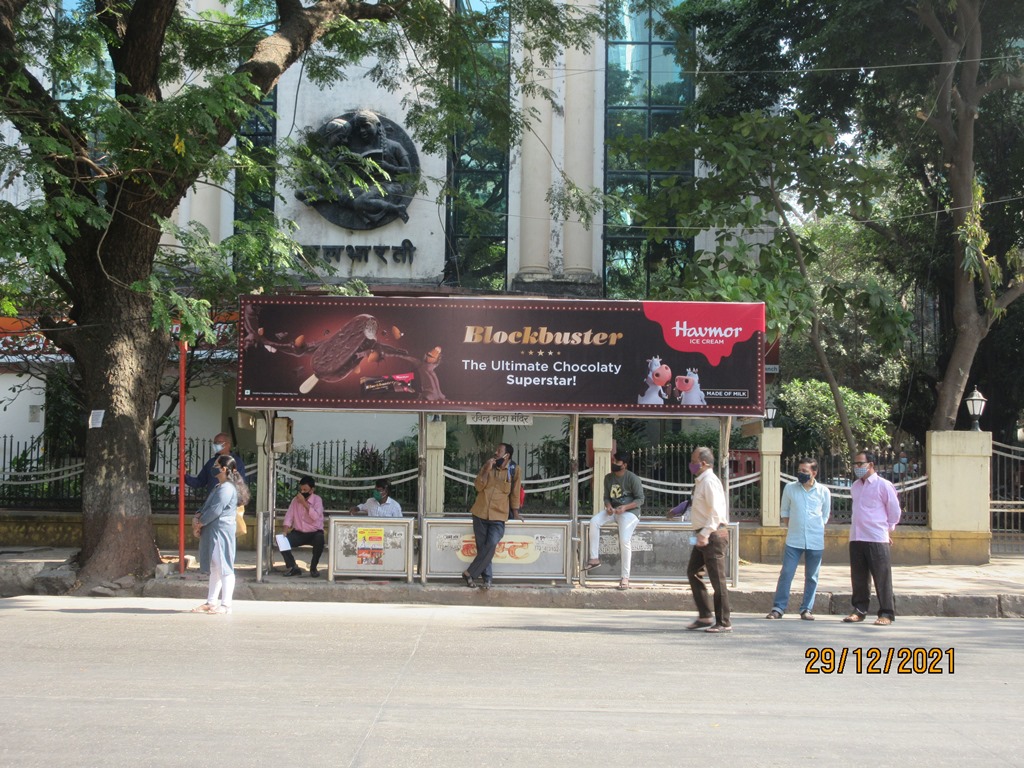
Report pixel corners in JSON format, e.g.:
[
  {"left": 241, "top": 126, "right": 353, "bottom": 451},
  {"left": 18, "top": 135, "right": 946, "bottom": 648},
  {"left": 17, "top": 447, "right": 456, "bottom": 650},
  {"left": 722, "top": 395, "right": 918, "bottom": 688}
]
[{"left": 766, "top": 457, "right": 831, "bottom": 620}]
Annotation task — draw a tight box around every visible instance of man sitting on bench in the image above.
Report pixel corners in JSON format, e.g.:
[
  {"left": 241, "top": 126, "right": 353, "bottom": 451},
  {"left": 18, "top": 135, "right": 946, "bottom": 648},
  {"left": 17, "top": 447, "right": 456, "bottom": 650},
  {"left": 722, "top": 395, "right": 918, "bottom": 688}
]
[{"left": 281, "top": 476, "right": 325, "bottom": 578}]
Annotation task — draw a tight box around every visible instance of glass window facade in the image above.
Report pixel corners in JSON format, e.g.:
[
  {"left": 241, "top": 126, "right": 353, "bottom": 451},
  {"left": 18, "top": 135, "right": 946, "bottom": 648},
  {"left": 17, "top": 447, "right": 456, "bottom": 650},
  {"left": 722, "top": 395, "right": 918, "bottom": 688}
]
[
  {"left": 444, "top": 0, "right": 510, "bottom": 290},
  {"left": 604, "top": 1, "right": 692, "bottom": 298},
  {"left": 234, "top": 91, "right": 277, "bottom": 222}
]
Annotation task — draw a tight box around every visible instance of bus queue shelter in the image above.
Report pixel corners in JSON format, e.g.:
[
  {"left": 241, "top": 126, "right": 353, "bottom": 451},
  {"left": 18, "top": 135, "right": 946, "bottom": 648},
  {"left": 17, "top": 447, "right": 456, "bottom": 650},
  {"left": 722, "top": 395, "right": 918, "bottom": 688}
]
[{"left": 235, "top": 296, "right": 766, "bottom": 584}]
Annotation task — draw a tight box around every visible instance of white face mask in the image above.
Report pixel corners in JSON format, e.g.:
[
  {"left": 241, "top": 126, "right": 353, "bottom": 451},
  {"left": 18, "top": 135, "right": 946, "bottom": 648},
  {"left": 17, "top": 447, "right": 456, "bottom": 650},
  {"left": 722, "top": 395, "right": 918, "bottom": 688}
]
[{"left": 213, "top": 443, "right": 224, "bottom": 453}]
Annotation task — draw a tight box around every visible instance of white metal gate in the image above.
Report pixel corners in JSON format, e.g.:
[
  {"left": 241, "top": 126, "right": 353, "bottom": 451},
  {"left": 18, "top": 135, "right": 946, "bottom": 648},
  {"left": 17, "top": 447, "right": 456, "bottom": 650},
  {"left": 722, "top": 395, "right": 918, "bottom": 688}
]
[{"left": 991, "top": 441, "right": 1024, "bottom": 554}]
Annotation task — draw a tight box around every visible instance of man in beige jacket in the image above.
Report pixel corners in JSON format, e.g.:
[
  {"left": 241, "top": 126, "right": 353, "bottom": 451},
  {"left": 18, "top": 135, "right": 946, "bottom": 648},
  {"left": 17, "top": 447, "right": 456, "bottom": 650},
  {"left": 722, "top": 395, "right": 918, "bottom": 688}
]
[{"left": 463, "top": 443, "right": 522, "bottom": 590}]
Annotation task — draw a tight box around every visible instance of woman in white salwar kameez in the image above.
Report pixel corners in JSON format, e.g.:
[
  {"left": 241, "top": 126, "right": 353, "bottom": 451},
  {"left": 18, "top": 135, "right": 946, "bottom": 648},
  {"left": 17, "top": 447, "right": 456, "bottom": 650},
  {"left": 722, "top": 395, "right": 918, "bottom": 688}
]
[{"left": 190, "top": 455, "right": 249, "bottom": 615}]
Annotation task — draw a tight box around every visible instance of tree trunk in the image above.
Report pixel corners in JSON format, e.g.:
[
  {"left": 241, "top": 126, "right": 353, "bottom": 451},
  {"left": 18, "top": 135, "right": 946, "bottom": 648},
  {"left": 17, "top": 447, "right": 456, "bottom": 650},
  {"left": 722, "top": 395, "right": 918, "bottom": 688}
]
[
  {"left": 930, "top": 306, "right": 988, "bottom": 431},
  {"left": 73, "top": 274, "right": 170, "bottom": 585}
]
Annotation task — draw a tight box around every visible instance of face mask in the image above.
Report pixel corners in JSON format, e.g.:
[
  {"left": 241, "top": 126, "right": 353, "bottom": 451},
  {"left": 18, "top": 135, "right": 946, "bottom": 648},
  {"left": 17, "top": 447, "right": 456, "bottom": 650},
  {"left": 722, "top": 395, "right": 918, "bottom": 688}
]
[
  {"left": 494, "top": 455, "right": 505, "bottom": 467},
  {"left": 373, "top": 490, "right": 384, "bottom": 502},
  {"left": 612, "top": 462, "right": 624, "bottom": 472},
  {"left": 854, "top": 466, "right": 869, "bottom": 479},
  {"left": 301, "top": 491, "right": 311, "bottom": 499},
  {"left": 213, "top": 443, "right": 224, "bottom": 453},
  {"left": 689, "top": 462, "right": 702, "bottom": 475},
  {"left": 797, "top": 472, "right": 812, "bottom": 485}
]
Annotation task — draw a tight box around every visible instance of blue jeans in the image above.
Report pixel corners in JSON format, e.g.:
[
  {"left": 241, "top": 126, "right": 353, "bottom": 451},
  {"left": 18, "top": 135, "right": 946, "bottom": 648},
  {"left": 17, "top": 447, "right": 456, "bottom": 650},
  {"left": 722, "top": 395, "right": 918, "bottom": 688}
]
[
  {"left": 467, "top": 517, "right": 505, "bottom": 583},
  {"left": 772, "top": 545, "right": 823, "bottom": 614}
]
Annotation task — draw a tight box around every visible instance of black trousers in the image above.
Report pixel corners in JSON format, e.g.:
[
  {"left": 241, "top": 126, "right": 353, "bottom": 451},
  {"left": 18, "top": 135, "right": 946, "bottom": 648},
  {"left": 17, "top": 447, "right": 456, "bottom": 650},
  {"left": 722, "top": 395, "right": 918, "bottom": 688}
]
[
  {"left": 687, "top": 531, "right": 731, "bottom": 626},
  {"left": 849, "top": 540, "right": 895, "bottom": 620},
  {"left": 282, "top": 529, "right": 325, "bottom": 570}
]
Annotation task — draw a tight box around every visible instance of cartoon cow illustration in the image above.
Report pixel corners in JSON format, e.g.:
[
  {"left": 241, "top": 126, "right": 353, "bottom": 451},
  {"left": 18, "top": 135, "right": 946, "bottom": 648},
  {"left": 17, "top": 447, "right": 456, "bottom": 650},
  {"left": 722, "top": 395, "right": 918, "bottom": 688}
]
[
  {"left": 674, "top": 368, "right": 707, "bottom": 405},
  {"left": 638, "top": 356, "right": 673, "bottom": 404}
]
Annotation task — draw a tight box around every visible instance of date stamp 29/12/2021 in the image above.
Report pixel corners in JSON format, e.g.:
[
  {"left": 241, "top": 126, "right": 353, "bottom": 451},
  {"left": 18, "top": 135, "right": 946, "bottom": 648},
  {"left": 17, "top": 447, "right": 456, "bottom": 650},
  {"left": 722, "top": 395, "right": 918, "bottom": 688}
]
[{"left": 805, "top": 647, "right": 955, "bottom": 675}]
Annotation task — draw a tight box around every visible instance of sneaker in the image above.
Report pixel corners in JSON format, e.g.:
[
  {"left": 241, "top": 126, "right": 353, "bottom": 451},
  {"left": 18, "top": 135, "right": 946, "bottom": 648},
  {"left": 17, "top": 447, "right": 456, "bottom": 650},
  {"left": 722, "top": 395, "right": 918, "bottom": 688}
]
[{"left": 283, "top": 566, "right": 302, "bottom": 577}]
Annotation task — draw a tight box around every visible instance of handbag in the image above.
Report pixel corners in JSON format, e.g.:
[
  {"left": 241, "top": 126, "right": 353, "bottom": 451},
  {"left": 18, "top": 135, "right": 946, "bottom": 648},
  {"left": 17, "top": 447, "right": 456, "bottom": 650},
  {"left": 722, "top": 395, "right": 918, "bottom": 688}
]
[{"left": 235, "top": 505, "right": 248, "bottom": 536}]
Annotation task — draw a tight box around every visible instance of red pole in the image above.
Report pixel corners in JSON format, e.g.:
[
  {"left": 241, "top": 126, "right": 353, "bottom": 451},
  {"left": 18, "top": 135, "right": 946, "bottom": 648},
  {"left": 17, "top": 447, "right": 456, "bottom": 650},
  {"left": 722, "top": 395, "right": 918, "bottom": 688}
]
[{"left": 178, "top": 339, "right": 187, "bottom": 574}]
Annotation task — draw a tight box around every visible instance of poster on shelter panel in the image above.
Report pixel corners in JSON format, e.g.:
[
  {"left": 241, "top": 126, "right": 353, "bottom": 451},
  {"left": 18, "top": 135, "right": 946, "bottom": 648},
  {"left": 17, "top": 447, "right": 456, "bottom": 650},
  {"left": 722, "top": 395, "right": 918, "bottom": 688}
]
[{"left": 236, "top": 295, "right": 765, "bottom": 416}]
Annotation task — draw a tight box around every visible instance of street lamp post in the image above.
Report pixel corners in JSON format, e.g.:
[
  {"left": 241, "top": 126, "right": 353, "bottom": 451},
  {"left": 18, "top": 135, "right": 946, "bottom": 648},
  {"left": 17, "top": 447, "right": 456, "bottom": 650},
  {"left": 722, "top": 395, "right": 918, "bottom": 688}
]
[
  {"left": 964, "top": 387, "right": 987, "bottom": 431},
  {"left": 765, "top": 402, "right": 777, "bottom": 428}
]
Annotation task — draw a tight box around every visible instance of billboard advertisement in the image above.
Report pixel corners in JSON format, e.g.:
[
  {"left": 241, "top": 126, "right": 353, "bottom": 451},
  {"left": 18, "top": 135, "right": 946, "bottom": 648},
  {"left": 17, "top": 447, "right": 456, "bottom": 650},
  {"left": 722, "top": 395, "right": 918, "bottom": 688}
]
[{"left": 237, "top": 295, "right": 765, "bottom": 416}]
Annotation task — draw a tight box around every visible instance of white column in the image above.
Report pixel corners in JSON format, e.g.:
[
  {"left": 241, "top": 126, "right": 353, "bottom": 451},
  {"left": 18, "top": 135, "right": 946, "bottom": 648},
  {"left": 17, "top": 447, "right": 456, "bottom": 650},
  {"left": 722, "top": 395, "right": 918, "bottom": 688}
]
[
  {"left": 759, "top": 428, "right": 783, "bottom": 526},
  {"left": 591, "top": 423, "right": 613, "bottom": 515},
  {"left": 563, "top": 40, "right": 600, "bottom": 277},
  {"left": 424, "top": 418, "right": 447, "bottom": 516}
]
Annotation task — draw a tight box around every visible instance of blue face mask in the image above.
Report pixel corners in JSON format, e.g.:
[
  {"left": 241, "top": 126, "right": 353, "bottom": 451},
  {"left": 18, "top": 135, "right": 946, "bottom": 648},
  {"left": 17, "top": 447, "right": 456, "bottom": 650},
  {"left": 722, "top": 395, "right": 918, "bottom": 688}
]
[{"left": 854, "top": 466, "right": 869, "bottom": 479}]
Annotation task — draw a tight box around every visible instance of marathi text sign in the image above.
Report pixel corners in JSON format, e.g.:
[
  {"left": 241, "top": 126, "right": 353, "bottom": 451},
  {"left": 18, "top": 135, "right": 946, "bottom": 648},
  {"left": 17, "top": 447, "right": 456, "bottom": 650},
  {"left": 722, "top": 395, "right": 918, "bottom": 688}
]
[{"left": 237, "top": 296, "right": 765, "bottom": 415}]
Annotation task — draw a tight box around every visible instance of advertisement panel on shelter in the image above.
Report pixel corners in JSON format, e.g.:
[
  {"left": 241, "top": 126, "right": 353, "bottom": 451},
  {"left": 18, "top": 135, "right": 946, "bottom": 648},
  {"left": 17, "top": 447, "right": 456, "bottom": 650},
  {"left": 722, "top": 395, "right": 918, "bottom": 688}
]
[{"left": 237, "top": 296, "right": 765, "bottom": 416}]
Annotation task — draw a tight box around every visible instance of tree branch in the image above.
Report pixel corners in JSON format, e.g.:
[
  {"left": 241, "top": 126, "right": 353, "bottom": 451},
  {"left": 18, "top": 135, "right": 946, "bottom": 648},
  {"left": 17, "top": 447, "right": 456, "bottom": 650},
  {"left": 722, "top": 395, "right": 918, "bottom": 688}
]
[
  {"left": 108, "top": 0, "right": 178, "bottom": 101},
  {"left": 994, "top": 280, "right": 1024, "bottom": 316},
  {"left": 913, "top": 1, "right": 959, "bottom": 153},
  {"left": 978, "top": 71, "right": 1024, "bottom": 100}
]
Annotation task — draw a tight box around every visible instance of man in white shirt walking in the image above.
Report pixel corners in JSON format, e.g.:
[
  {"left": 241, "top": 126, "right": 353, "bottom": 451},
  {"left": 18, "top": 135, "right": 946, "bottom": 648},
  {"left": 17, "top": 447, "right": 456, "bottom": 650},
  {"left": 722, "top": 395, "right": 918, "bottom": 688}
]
[{"left": 685, "top": 446, "right": 732, "bottom": 633}]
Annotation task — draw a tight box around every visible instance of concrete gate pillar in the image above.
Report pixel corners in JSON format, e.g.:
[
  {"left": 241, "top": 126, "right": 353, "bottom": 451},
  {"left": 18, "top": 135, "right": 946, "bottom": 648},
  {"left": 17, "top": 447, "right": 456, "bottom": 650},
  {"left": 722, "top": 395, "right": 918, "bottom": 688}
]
[{"left": 925, "top": 430, "right": 991, "bottom": 564}]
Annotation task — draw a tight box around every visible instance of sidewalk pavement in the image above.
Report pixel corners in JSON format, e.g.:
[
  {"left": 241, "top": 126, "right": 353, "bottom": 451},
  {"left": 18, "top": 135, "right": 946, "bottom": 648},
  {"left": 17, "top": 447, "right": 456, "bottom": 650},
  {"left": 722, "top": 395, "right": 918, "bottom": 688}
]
[{"left": 2, "top": 546, "right": 1022, "bottom": 617}]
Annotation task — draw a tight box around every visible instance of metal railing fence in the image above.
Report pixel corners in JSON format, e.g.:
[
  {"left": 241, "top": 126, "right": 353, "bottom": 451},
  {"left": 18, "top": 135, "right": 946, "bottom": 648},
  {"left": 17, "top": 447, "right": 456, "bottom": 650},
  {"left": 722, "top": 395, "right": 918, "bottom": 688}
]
[
  {"left": 781, "top": 447, "right": 927, "bottom": 525},
  {"left": 0, "top": 433, "right": 952, "bottom": 529},
  {"left": 442, "top": 441, "right": 761, "bottom": 520}
]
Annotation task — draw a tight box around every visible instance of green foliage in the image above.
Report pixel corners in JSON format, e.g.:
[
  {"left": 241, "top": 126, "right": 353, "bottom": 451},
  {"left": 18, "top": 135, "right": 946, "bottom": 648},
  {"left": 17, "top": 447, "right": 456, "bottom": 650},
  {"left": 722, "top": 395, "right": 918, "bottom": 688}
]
[
  {"left": 660, "top": 425, "right": 757, "bottom": 452},
  {"left": 0, "top": 0, "right": 612, "bottom": 337},
  {"left": 529, "top": 434, "right": 572, "bottom": 480},
  {"left": 661, "top": 0, "right": 1024, "bottom": 430},
  {"left": 636, "top": 109, "right": 910, "bottom": 346},
  {"left": 779, "top": 214, "right": 915, "bottom": 404},
  {"left": 348, "top": 445, "right": 386, "bottom": 480},
  {"left": 779, "top": 379, "right": 890, "bottom": 455}
]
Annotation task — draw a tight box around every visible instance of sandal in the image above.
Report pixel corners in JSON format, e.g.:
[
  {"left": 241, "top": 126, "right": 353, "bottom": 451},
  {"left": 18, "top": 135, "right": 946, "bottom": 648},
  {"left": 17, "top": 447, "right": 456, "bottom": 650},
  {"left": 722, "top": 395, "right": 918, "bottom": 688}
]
[
  {"left": 189, "top": 603, "right": 214, "bottom": 613},
  {"left": 617, "top": 578, "right": 629, "bottom": 590},
  {"left": 208, "top": 605, "right": 231, "bottom": 615},
  {"left": 705, "top": 624, "right": 732, "bottom": 633},
  {"left": 873, "top": 617, "right": 892, "bottom": 626},
  {"left": 461, "top": 571, "right": 478, "bottom": 589},
  {"left": 686, "top": 619, "right": 714, "bottom": 631},
  {"left": 800, "top": 610, "right": 815, "bottom": 621},
  {"left": 842, "top": 613, "right": 866, "bottom": 623},
  {"left": 765, "top": 610, "right": 783, "bottom": 619},
  {"left": 581, "top": 560, "right": 602, "bottom": 571}
]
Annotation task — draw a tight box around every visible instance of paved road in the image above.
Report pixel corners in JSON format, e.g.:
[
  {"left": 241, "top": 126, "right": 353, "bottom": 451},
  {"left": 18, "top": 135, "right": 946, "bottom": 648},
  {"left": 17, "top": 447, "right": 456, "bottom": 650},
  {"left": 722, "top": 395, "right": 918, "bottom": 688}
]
[{"left": 1, "top": 596, "right": 1021, "bottom": 768}]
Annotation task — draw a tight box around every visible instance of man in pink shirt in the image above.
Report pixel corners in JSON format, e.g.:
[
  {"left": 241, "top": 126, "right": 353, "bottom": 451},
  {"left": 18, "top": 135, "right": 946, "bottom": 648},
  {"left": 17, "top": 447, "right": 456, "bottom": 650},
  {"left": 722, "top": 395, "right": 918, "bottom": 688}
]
[
  {"left": 281, "top": 476, "right": 325, "bottom": 578},
  {"left": 844, "top": 450, "right": 902, "bottom": 625}
]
